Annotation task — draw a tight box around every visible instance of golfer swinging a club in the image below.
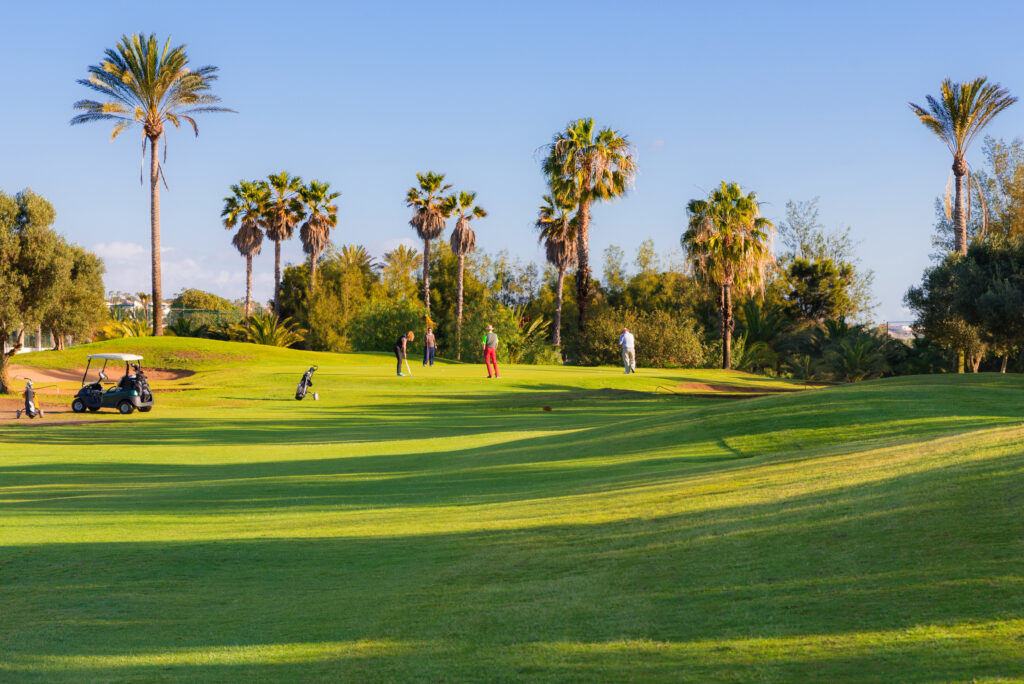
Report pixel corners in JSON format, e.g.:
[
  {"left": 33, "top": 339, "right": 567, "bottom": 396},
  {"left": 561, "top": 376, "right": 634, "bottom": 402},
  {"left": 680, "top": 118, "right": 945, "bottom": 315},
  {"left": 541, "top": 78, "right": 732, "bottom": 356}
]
[{"left": 395, "top": 330, "right": 415, "bottom": 377}]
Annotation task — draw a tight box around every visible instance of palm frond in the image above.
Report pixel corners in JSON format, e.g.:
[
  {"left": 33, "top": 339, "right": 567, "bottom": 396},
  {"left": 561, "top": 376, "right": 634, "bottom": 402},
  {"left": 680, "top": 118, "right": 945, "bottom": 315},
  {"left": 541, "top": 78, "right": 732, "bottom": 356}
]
[
  {"left": 71, "top": 32, "right": 234, "bottom": 158},
  {"left": 682, "top": 181, "right": 775, "bottom": 295},
  {"left": 909, "top": 77, "right": 1017, "bottom": 159}
]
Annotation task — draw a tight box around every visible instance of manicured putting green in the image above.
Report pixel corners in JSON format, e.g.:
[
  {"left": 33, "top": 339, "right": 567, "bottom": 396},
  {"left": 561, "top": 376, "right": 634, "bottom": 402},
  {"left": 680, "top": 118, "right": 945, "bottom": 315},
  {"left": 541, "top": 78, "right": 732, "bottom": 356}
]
[{"left": 1, "top": 338, "right": 1021, "bottom": 682}]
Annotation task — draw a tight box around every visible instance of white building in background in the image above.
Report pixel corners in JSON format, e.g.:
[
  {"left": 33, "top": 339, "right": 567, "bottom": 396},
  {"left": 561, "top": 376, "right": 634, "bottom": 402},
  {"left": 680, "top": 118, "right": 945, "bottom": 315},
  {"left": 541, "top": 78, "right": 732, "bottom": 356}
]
[
  {"left": 3, "top": 329, "right": 55, "bottom": 354},
  {"left": 884, "top": 322, "right": 917, "bottom": 341}
]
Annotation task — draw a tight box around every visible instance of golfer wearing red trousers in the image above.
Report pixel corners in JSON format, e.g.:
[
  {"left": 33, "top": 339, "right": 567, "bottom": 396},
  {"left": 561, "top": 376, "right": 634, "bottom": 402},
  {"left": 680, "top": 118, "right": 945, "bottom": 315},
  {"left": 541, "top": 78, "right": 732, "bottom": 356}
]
[{"left": 481, "top": 325, "right": 500, "bottom": 378}]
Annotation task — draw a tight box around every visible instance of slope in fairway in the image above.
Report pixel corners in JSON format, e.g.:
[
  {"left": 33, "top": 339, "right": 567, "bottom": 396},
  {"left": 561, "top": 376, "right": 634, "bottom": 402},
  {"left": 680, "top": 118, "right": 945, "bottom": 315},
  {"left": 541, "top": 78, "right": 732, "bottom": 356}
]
[{"left": 1, "top": 338, "right": 1022, "bottom": 682}]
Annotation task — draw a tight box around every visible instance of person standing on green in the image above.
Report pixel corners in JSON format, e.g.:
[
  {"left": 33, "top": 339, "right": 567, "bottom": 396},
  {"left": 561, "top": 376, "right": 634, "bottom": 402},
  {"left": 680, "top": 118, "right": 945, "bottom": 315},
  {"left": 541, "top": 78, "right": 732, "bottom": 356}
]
[
  {"left": 423, "top": 327, "right": 436, "bottom": 366},
  {"left": 481, "top": 324, "right": 500, "bottom": 378}
]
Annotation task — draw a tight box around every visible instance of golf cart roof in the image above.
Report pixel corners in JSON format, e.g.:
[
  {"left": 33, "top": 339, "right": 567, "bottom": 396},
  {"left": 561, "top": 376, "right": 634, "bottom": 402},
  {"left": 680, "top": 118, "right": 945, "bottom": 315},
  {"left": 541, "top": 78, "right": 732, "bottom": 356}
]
[{"left": 86, "top": 353, "right": 143, "bottom": 361}]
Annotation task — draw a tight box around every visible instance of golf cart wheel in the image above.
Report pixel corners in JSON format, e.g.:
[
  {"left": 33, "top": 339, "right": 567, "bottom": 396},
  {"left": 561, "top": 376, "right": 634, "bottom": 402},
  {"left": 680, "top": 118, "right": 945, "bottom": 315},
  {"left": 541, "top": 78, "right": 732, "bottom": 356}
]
[
  {"left": 71, "top": 398, "right": 87, "bottom": 413},
  {"left": 138, "top": 406, "right": 152, "bottom": 413},
  {"left": 117, "top": 400, "right": 135, "bottom": 415}
]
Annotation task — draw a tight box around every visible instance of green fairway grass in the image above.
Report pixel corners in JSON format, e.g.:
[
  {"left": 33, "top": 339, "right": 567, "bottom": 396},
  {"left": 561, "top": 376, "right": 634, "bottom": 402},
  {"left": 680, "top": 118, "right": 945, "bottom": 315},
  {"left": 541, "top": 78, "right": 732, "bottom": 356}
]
[{"left": 1, "top": 338, "right": 1022, "bottom": 682}]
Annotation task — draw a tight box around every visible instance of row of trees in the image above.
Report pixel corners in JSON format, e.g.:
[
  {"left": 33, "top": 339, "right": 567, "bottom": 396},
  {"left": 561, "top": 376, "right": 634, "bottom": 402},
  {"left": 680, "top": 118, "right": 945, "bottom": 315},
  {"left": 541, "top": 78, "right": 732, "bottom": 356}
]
[
  {"left": 221, "top": 174, "right": 339, "bottom": 318},
  {"left": 0, "top": 190, "right": 106, "bottom": 393},
  {"left": 406, "top": 173, "right": 486, "bottom": 358},
  {"left": 65, "top": 33, "right": 884, "bottom": 377},
  {"left": 64, "top": 32, "right": 911, "bottom": 381},
  {"left": 68, "top": 31, "right": 1024, "bottom": 379}
]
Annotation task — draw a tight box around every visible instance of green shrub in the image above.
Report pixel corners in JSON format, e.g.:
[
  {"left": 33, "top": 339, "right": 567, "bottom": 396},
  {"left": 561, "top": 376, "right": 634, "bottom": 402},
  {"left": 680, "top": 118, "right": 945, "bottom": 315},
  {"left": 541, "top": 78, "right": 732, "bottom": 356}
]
[
  {"left": 165, "top": 317, "right": 209, "bottom": 339},
  {"left": 573, "top": 308, "right": 705, "bottom": 368},
  {"left": 227, "top": 312, "right": 307, "bottom": 348},
  {"left": 456, "top": 305, "right": 524, "bottom": 363},
  {"left": 350, "top": 299, "right": 426, "bottom": 352},
  {"left": 306, "top": 290, "right": 352, "bottom": 352}
]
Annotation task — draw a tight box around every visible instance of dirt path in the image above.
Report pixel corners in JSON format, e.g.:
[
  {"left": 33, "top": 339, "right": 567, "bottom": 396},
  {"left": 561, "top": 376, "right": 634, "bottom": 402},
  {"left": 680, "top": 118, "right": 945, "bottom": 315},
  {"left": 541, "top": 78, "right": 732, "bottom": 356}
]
[
  {"left": 676, "top": 382, "right": 804, "bottom": 394},
  {"left": 0, "top": 397, "right": 121, "bottom": 424}
]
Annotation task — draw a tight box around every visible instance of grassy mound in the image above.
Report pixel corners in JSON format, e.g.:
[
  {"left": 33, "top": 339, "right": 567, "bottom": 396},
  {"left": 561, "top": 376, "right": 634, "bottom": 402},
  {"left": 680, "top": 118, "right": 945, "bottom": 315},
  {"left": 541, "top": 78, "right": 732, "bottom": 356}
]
[
  {"left": 1, "top": 338, "right": 1020, "bottom": 681},
  {"left": 14, "top": 336, "right": 336, "bottom": 372}
]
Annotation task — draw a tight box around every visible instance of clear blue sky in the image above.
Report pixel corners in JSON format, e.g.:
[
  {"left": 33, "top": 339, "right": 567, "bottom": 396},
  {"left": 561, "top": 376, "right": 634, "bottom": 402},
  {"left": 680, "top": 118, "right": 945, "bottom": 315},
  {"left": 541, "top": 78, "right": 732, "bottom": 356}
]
[{"left": 3, "top": 0, "right": 1024, "bottom": 321}]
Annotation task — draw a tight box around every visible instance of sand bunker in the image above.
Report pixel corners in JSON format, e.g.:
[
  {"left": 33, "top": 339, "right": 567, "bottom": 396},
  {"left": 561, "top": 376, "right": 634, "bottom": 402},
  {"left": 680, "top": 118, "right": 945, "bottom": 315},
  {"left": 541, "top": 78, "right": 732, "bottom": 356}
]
[
  {"left": 8, "top": 365, "right": 193, "bottom": 387},
  {"left": 3, "top": 365, "right": 193, "bottom": 421}
]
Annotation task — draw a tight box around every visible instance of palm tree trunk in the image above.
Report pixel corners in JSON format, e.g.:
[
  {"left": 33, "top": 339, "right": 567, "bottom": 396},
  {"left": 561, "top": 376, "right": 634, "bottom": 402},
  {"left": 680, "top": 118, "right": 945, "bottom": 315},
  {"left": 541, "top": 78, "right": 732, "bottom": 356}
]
[
  {"left": 149, "top": 135, "right": 163, "bottom": 336},
  {"left": 274, "top": 240, "right": 282, "bottom": 315},
  {"left": 553, "top": 268, "right": 565, "bottom": 347},
  {"left": 245, "top": 254, "right": 253, "bottom": 322},
  {"left": 722, "top": 283, "right": 733, "bottom": 370},
  {"left": 1000, "top": 353, "right": 1008, "bottom": 373},
  {"left": 953, "top": 158, "right": 968, "bottom": 255},
  {"left": 423, "top": 238, "right": 432, "bottom": 316},
  {"left": 456, "top": 254, "right": 465, "bottom": 361},
  {"left": 576, "top": 198, "right": 591, "bottom": 336},
  {"left": 309, "top": 252, "right": 318, "bottom": 291}
]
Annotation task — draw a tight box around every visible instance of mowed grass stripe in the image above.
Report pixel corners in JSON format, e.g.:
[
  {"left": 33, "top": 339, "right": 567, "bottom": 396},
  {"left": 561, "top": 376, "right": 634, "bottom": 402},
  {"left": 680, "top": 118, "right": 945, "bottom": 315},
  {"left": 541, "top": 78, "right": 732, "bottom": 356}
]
[{"left": 1, "top": 338, "right": 1022, "bottom": 682}]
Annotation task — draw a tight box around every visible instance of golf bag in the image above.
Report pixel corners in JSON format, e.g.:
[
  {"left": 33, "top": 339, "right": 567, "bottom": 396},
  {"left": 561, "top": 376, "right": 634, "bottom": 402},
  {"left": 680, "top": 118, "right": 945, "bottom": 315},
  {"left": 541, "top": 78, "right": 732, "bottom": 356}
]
[
  {"left": 17, "top": 381, "right": 42, "bottom": 419},
  {"left": 295, "top": 365, "right": 318, "bottom": 400},
  {"left": 130, "top": 365, "right": 154, "bottom": 403}
]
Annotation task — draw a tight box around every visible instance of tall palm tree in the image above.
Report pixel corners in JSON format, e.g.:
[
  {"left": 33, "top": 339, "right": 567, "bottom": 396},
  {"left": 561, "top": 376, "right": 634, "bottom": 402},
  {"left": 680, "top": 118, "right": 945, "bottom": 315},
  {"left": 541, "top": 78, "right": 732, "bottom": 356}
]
[
  {"left": 535, "top": 194, "right": 578, "bottom": 348},
  {"left": 447, "top": 191, "right": 487, "bottom": 359},
  {"left": 683, "top": 182, "right": 774, "bottom": 370},
  {"left": 222, "top": 181, "right": 269, "bottom": 320},
  {"left": 910, "top": 77, "right": 1016, "bottom": 255},
  {"left": 382, "top": 244, "right": 422, "bottom": 297},
  {"left": 71, "top": 33, "right": 232, "bottom": 335},
  {"left": 543, "top": 118, "right": 636, "bottom": 337},
  {"left": 299, "top": 180, "right": 340, "bottom": 289},
  {"left": 264, "top": 172, "right": 305, "bottom": 314},
  {"left": 406, "top": 172, "right": 452, "bottom": 317}
]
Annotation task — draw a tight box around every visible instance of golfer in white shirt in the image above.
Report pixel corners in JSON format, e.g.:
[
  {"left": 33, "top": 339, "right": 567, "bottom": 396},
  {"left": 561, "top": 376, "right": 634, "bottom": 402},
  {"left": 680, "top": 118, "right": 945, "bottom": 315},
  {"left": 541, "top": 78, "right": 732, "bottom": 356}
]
[{"left": 618, "top": 327, "right": 636, "bottom": 374}]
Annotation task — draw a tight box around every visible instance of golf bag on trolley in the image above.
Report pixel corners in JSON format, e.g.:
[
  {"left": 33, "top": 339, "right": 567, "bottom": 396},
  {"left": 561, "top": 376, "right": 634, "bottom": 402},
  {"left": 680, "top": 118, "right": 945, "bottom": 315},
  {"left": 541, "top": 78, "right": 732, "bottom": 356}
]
[
  {"left": 16, "top": 380, "right": 43, "bottom": 419},
  {"left": 295, "top": 365, "right": 318, "bottom": 400}
]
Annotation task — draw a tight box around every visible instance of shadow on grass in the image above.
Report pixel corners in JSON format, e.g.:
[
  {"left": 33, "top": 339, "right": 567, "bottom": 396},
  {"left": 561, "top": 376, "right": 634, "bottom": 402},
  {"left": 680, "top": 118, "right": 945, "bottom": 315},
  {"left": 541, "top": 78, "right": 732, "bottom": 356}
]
[
  {"left": 1, "top": 404, "right": 1019, "bottom": 515},
  {"left": 1, "top": 451, "right": 1022, "bottom": 682}
]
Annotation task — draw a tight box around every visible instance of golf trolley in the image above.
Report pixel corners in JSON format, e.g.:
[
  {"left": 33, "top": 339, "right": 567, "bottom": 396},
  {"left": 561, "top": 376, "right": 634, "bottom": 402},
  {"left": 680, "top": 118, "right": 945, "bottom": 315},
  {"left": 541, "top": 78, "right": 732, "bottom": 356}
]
[
  {"left": 71, "top": 353, "right": 154, "bottom": 415},
  {"left": 15, "top": 380, "right": 44, "bottom": 419},
  {"left": 295, "top": 365, "right": 319, "bottom": 400}
]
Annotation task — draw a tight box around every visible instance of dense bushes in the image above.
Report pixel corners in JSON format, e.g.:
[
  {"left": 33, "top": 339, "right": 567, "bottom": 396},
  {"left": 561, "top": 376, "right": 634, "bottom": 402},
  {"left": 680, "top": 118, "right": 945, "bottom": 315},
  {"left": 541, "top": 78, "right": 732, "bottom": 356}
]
[
  {"left": 573, "top": 308, "right": 706, "bottom": 368},
  {"left": 349, "top": 299, "right": 426, "bottom": 352},
  {"left": 906, "top": 237, "right": 1024, "bottom": 372}
]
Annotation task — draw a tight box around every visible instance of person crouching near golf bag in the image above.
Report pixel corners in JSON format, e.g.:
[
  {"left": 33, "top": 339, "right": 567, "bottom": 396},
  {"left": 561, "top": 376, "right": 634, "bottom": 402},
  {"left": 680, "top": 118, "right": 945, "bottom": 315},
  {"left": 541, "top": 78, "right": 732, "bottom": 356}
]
[{"left": 395, "top": 330, "right": 415, "bottom": 377}]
